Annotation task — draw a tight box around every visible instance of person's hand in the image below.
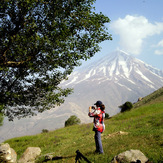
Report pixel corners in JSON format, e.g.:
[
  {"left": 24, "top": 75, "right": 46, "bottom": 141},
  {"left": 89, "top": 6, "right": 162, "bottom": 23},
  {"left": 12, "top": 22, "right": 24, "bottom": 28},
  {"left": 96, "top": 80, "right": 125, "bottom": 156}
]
[{"left": 89, "top": 106, "right": 92, "bottom": 112}]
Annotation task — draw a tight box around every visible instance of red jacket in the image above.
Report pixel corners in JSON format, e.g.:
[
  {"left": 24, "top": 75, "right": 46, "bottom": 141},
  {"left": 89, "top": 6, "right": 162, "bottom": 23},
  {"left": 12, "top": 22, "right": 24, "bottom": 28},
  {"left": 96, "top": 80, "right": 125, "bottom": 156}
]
[{"left": 88, "top": 107, "right": 105, "bottom": 133}]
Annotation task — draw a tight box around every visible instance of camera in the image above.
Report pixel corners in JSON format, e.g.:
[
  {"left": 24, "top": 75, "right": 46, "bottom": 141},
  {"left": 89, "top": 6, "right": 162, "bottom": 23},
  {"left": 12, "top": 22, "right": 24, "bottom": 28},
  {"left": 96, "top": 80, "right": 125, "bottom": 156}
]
[{"left": 91, "top": 106, "right": 95, "bottom": 110}]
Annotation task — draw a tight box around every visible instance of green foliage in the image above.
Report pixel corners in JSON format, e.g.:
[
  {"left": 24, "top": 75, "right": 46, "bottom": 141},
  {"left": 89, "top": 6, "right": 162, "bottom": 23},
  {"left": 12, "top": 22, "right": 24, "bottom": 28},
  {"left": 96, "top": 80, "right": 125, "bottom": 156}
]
[
  {"left": 105, "top": 113, "right": 109, "bottom": 119},
  {"left": 119, "top": 101, "right": 133, "bottom": 113},
  {"left": 65, "top": 115, "right": 81, "bottom": 127},
  {"left": 0, "top": 0, "right": 112, "bottom": 120},
  {"left": 42, "top": 129, "right": 49, "bottom": 133},
  {"left": 5, "top": 99, "right": 163, "bottom": 163}
]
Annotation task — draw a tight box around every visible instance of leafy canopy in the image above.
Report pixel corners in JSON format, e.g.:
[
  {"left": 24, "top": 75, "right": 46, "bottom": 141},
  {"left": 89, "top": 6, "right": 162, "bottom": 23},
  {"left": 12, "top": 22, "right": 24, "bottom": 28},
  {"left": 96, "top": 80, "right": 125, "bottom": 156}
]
[
  {"left": 0, "top": 0, "right": 112, "bottom": 120},
  {"left": 119, "top": 101, "right": 133, "bottom": 113},
  {"left": 65, "top": 115, "right": 81, "bottom": 127}
]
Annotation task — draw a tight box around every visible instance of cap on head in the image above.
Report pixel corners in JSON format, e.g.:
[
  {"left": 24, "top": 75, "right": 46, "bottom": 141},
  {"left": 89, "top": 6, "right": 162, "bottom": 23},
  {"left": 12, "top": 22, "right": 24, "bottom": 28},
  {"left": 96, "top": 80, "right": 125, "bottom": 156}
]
[{"left": 94, "top": 100, "right": 102, "bottom": 106}]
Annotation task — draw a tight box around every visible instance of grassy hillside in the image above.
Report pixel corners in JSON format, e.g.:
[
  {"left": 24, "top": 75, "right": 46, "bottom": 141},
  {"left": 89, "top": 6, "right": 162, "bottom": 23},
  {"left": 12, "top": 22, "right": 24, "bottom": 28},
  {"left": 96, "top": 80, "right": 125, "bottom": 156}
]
[
  {"left": 133, "top": 87, "right": 163, "bottom": 107},
  {"left": 4, "top": 88, "right": 163, "bottom": 163}
]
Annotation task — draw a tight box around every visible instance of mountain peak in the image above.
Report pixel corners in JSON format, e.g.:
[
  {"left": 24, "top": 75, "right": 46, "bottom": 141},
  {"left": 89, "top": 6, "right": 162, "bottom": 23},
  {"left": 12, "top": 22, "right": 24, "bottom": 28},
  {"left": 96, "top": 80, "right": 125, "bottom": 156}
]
[{"left": 61, "top": 50, "right": 163, "bottom": 89}]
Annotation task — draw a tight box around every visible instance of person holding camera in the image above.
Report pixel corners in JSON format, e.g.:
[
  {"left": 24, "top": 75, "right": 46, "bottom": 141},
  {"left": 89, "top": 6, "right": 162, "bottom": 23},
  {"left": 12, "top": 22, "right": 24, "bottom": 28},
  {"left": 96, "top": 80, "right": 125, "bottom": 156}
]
[{"left": 88, "top": 100, "right": 105, "bottom": 154}]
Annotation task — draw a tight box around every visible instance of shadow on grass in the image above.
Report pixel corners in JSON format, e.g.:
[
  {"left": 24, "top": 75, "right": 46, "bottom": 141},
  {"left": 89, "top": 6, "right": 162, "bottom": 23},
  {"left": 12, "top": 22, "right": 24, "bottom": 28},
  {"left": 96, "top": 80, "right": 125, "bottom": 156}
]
[{"left": 43, "top": 150, "right": 92, "bottom": 163}]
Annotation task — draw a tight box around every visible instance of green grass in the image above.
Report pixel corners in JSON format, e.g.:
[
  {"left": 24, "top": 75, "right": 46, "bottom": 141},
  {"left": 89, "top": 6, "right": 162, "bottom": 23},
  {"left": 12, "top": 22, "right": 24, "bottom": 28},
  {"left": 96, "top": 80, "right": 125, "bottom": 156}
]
[{"left": 4, "top": 88, "right": 163, "bottom": 163}]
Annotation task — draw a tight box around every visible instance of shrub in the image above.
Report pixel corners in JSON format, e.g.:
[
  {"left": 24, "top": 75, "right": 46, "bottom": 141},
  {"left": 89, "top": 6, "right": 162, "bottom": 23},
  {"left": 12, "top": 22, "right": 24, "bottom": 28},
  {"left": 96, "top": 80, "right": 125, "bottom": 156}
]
[
  {"left": 65, "top": 115, "right": 81, "bottom": 127},
  {"left": 119, "top": 101, "right": 133, "bottom": 113},
  {"left": 105, "top": 113, "right": 110, "bottom": 119},
  {"left": 42, "top": 129, "right": 49, "bottom": 133}
]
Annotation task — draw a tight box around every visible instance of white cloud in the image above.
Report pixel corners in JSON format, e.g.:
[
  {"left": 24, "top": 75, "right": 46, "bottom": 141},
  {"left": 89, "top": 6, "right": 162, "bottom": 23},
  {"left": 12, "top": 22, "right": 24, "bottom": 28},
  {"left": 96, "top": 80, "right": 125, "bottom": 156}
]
[
  {"left": 154, "top": 49, "right": 163, "bottom": 55},
  {"left": 157, "top": 40, "right": 163, "bottom": 47},
  {"left": 110, "top": 15, "right": 163, "bottom": 55},
  {"left": 153, "top": 40, "right": 163, "bottom": 55}
]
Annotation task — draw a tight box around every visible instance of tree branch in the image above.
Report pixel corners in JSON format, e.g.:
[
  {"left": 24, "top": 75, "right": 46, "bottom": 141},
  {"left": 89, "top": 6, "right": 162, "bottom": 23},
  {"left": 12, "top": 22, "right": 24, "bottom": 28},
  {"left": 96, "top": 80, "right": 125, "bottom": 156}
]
[{"left": 0, "top": 55, "right": 34, "bottom": 68}]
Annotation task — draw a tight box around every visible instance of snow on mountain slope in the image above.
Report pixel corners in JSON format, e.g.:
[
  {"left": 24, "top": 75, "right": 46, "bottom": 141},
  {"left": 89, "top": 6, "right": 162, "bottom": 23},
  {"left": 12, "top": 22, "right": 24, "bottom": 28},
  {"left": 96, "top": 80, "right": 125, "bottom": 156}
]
[{"left": 61, "top": 50, "right": 163, "bottom": 88}]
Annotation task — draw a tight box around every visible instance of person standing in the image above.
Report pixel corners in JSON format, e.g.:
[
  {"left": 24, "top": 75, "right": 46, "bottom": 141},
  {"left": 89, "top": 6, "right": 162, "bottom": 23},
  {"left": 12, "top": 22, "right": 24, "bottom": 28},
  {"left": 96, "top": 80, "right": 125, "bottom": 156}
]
[{"left": 88, "top": 100, "right": 105, "bottom": 154}]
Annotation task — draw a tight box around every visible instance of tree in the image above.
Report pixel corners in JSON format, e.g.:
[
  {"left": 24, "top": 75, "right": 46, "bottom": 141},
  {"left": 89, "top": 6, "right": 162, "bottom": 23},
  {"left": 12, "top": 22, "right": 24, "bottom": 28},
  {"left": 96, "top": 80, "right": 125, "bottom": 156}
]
[
  {"left": 119, "top": 101, "right": 133, "bottom": 113},
  {"left": 105, "top": 113, "right": 109, "bottom": 119},
  {"left": 42, "top": 129, "right": 49, "bottom": 133},
  {"left": 0, "top": 0, "right": 112, "bottom": 121},
  {"left": 65, "top": 115, "right": 81, "bottom": 127}
]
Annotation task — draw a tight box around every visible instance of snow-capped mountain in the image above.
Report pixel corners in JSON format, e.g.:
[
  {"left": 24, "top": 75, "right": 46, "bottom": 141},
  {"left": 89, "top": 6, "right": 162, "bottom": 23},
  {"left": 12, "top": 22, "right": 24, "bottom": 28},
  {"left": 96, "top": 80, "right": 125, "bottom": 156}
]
[
  {"left": 0, "top": 50, "right": 163, "bottom": 143},
  {"left": 62, "top": 50, "right": 163, "bottom": 87},
  {"left": 60, "top": 50, "right": 163, "bottom": 115}
]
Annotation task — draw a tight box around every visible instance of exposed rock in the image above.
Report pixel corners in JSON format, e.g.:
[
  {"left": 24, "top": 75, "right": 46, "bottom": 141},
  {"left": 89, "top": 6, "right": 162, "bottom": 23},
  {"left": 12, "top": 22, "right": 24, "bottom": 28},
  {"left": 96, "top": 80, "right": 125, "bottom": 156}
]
[
  {"left": 39, "top": 152, "right": 63, "bottom": 162},
  {"left": 138, "top": 97, "right": 143, "bottom": 101},
  {"left": 18, "top": 147, "right": 41, "bottom": 163},
  {"left": 45, "top": 153, "right": 54, "bottom": 160},
  {"left": 0, "top": 143, "right": 17, "bottom": 163},
  {"left": 40, "top": 152, "right": 56, "bottom": 160},
  {"left": 105, "top": 131, "right": 128, "bottom": 139},
  {"left": 111, "top": 149, "right": 149, "bottom": 163}
]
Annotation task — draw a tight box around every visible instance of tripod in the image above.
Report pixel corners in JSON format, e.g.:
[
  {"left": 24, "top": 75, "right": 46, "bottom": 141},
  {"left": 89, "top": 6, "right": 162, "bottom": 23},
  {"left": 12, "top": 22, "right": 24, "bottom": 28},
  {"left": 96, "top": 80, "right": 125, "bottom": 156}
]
[{"left": 75, "top": 150, "right": 91, "bottom": 163}]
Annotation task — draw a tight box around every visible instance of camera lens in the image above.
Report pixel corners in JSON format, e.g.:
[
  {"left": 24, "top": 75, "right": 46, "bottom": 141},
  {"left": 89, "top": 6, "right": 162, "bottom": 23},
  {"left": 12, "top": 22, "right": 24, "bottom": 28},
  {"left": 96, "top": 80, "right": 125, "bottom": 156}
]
[{"left": 92, "top": 106, "right": 95, "bottom": 109}]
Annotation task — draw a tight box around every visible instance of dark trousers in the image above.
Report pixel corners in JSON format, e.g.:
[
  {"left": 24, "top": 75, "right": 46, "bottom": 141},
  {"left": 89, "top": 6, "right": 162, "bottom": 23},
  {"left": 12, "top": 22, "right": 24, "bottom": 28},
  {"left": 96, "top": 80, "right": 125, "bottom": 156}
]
[{"left": 94, "top": 130, "right": 104, "bottom": 153}]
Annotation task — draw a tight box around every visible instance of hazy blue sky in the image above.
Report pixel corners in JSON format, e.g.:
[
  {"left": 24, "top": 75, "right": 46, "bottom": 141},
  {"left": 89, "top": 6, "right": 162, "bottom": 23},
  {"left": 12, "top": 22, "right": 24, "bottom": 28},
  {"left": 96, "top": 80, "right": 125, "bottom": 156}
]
[{"left": 81, "top": 0, "right": 163, "bottom": 70}]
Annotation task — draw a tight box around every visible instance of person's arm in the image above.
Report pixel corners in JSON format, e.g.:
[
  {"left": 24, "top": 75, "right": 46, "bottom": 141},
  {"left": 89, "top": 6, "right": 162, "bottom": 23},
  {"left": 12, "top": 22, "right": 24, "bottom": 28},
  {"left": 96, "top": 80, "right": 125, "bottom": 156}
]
[
  {"left": 89, "top": 106, "right": 92, "bottom": 113},
  {"left": 88, "top": 106, "right": 93, "bottom": 117},
  {"left": 88, "top": 107, "right": 101, "bottom": 117}
]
